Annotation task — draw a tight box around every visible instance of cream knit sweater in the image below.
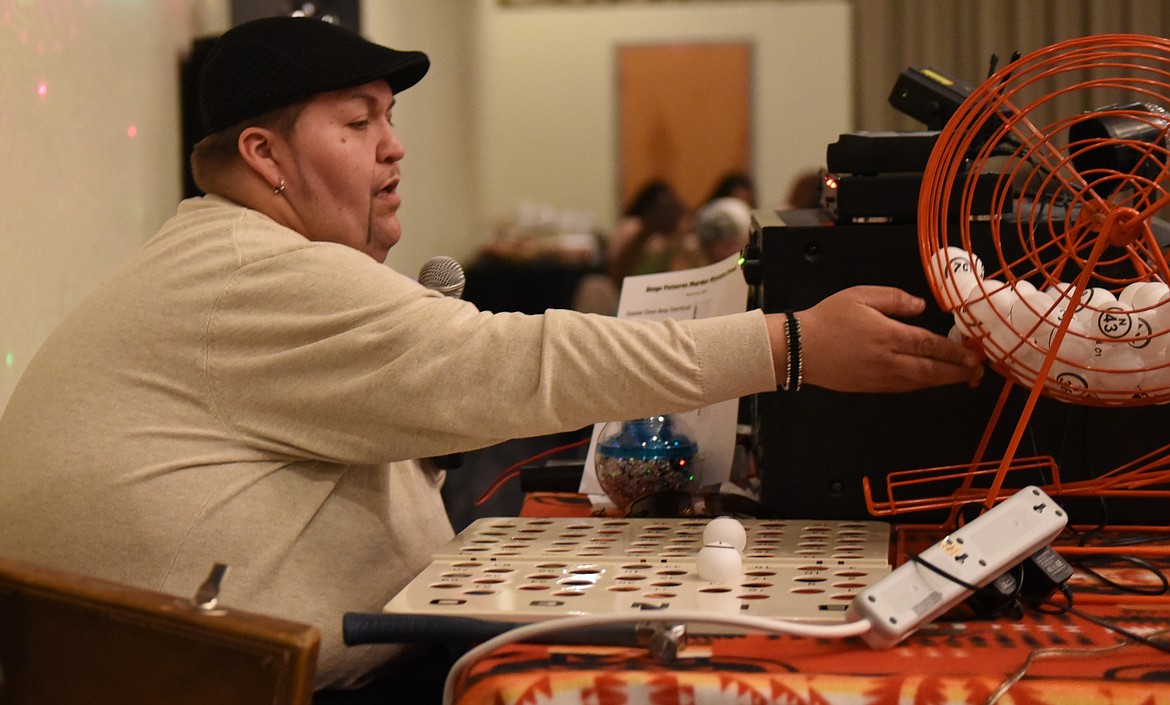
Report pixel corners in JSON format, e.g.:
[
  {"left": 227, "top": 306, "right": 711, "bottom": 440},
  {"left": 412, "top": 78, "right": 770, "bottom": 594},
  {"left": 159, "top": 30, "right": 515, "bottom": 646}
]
[{"left": 0, "top": 196, "right": 775, "bottom": 687}]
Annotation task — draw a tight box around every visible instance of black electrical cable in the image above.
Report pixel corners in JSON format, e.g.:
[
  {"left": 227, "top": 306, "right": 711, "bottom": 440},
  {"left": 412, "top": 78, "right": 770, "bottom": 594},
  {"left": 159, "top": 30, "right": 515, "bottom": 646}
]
[
  {"left": 1067, "top": 530, "right": 1170, "bottom": 596},
  {"left": 909, "top": 554, "right": 1024, "bottom": 607},
  {"left": 912, "top": 552, "right": 1170, "bottom": 656},
  {"left": 1070, "top": 555, "right": 1170, "bottom": 596},
  {"left": 908, "top": 554, "right": 980, "bottom": 591},
  {"left": 1052, "top": 586, "right": 1170, "bottom": 655}
]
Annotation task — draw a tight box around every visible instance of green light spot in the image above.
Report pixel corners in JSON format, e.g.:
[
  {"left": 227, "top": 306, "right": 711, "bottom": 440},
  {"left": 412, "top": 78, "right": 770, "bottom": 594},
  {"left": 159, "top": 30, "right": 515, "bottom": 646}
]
[{"left": 5, "top": 353, "right": 13, "bottom": 368}]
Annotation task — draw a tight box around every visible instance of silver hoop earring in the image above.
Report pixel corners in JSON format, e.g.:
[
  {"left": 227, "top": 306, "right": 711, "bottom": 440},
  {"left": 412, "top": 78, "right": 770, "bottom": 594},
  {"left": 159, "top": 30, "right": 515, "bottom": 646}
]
[{"left": 273, "top": 179, "right": 286, "bottom": 195}]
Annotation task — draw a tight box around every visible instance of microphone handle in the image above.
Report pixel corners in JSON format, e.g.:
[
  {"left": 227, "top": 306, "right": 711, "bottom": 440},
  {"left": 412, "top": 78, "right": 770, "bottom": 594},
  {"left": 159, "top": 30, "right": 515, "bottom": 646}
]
[
  {"left": 430, "top": 452, "right": 463, "bottom": 471},
  {"left": 418, "top": 255, "right": 466, "bottom": 471},
  {"left": 343, "top": 613, "right": 513, "bottom": 645}
]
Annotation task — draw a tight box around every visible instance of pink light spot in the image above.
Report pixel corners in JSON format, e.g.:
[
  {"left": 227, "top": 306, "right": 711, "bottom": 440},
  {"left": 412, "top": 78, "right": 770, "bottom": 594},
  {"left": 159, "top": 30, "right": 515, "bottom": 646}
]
[
  {"left": 127, "top": 125, "right": 138, "bottom": 138},
  {"left": 36, "top": 82, "right": 48, "bottom": 98}
]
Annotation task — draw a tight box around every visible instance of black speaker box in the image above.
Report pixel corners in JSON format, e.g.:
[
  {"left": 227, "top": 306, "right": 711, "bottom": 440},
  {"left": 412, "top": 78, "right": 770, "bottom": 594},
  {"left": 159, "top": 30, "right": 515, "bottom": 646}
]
[{"left": 752, "top": 208, "right": 1170, "bottom": 525}]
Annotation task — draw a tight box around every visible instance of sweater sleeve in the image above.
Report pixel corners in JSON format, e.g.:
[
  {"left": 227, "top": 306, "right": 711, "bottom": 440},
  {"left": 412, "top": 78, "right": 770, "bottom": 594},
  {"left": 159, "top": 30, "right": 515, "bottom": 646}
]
[{"left": 206, "top": 245, "right": 776, "bottom": 464}]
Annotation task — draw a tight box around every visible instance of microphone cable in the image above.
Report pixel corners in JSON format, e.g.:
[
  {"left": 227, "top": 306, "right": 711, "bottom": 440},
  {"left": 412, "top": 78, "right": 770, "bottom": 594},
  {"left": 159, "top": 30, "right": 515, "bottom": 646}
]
[{"left": 418, "top": 255, "right": 467, "bottom": 470}]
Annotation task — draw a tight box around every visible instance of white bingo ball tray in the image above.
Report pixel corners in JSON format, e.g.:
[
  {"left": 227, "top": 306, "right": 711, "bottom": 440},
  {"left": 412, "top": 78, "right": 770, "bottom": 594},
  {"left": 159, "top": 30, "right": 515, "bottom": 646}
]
[{"left": 383, "top": 517, "right": 891, "bottom": 630}]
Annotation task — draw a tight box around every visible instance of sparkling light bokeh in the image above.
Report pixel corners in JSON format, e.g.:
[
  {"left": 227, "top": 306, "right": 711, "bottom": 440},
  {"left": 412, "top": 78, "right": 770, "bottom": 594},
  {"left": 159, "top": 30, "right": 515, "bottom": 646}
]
[{"left": 0, "top": 0, "right": 191, "bottom": 410}]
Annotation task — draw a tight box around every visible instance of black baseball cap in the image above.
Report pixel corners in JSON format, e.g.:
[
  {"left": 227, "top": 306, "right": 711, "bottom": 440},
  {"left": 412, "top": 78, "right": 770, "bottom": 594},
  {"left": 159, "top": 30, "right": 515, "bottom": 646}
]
[{"left": 198, "top": 16, "right": 430, "bottom": 137}]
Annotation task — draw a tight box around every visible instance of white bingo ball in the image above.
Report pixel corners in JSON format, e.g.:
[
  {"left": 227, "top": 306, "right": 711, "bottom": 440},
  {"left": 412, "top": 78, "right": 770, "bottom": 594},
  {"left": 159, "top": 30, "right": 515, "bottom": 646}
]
[
  {"left": 1126, "top": 311, "right": 1159, "bottom": 358},
  {"left": 952, "top": 308, "right": 981, "bottom": 339},
  {"left": 1046, "top": 318, "right": 1094, "bottom": 397},
  {"left": 703, "top": 516, "right": 748, "bottom": 552},
  {"left": 1085, "top": 341, "right": 1146, "bottom": 399},
  {"left": 1119, "top": 281, "right": 1155, "bottom": 307},
  {"left": 1013, "top": 279, "right": 1038, "bottom": 297},
  {"left": 1003, "top": 338, "right": 1049, "bottom": 384},
  {"left": 1047, "top": 316, "right": 1093, "bottom": 355},
  {"left": 696, "top": 541, "right": 743, "bottom": 583},
  {"left": 1145, "top": 303, "right": 1170, "bottom": 360},
  {"left": 1009, "top": 291, "right": 1059, "bottom": 348},
  {"left": 1090, "top": 302, "right": 1136, "bottom": 341},
  {"left": 1081, "top": 287, "right": 1118, "bottom": 309},
  {"left": 1140, "top": 348, "right": 1170, "bottom": 397},
  {"left": 1048, "top": 365, "right": 1092, "bottom": 397},
  {"left": 931, "top": 246, "right": 984, "bottom": 310},
  {"left": 967, "top": 280, "right": 1021, "bottom": 361},
  {"left": 1041, "top": 285, "right": 1077, "bottom": 329},
  {"left": 1131, "top": 282, "right": 1170, "bottom": 311}
]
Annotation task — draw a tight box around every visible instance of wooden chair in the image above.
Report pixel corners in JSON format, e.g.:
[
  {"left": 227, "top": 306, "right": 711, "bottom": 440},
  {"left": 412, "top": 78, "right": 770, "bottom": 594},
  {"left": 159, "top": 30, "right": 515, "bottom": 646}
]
[{"left": 0, "top": 555, "right": 320, "bottom": 705}]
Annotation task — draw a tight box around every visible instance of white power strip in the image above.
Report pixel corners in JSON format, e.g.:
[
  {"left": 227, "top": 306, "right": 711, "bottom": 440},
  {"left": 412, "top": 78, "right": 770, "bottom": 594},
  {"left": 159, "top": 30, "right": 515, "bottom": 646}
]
[{"left": 845, "top": 485, "right": 1067, "bottom": 648}]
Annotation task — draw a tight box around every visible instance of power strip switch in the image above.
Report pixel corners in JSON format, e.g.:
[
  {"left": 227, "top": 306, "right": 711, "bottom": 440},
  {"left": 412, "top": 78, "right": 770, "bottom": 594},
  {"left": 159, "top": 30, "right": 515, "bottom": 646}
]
[{"left": 846, "top": 486, "right": 1067, "bottom": 648}]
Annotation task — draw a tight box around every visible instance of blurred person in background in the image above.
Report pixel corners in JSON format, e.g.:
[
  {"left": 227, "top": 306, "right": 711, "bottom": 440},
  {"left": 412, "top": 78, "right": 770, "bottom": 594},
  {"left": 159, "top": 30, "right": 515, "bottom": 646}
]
[
  {"left": 604, "top": 179, "right": 698, "bottom": 282},
  {"left": 704, "top": 171, "right": 757, "bottom": 208},
  {"left": 784, "top": 169, "right": 825, "bottom": 210},
  {"left": 693, "top": 196, "right": 753, "bottom": 265}
]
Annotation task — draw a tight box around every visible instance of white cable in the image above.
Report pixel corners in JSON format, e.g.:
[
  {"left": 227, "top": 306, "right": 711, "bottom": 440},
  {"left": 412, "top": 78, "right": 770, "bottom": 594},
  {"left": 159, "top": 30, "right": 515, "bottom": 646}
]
[{"left": 441, "top": 611, "right": 872, "bottom": 705}]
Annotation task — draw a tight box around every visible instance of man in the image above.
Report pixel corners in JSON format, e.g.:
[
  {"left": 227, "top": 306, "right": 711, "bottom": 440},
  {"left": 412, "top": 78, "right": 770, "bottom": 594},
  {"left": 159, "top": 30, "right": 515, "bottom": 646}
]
[{"left": 0, "top": 16, "right": 981, "bottom": 695}]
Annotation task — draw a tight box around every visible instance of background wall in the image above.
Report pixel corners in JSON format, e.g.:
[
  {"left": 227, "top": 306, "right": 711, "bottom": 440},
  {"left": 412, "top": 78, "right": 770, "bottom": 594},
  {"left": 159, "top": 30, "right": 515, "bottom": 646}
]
[{"left": 0, "top": 0, "right": 194, "bottom": 414}]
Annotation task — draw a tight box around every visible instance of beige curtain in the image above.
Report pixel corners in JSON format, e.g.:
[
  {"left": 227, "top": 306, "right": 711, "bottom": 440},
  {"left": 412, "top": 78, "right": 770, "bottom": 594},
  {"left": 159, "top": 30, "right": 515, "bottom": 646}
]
[{"left": 853, "top": 0, "right": 1170, "bottom": 132}]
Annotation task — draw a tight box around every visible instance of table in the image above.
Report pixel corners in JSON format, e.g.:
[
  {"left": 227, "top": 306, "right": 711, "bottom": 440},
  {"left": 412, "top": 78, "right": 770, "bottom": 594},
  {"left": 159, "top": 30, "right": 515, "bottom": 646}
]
[
  {"left": 455, "top": 606, "right": 1168, "bottom": 705},
  {"left": 448, "top": 494, "right": 1170, "bottom": 705}
]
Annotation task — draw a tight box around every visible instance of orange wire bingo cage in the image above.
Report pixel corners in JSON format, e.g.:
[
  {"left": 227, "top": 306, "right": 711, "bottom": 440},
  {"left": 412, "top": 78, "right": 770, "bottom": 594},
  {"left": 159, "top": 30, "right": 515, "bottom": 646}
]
[{"left": 864, "top": 34, "right": 1170, "bottom": 527}]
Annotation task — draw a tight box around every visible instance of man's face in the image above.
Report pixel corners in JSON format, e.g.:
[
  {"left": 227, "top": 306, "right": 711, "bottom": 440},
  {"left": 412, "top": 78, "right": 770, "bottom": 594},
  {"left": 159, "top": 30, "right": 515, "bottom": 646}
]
[{"left": 277, "top": 80, "right": 405, "bottom": 262}]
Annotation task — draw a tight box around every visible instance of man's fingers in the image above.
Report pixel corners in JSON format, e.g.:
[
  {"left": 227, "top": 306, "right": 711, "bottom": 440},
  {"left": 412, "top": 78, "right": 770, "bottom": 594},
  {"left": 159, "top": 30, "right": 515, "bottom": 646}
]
[
  {"left": 852, "top": 285, "right": 928, "bottom": 319},
  {"left": 895, "top": 352, "right": 985, "bottom": 390},
  {"left": 914, "top": 331, "right": 981, "bottom": 368},
  {"left": 860, "top": 328, "right": 984, "bottom": 392}
]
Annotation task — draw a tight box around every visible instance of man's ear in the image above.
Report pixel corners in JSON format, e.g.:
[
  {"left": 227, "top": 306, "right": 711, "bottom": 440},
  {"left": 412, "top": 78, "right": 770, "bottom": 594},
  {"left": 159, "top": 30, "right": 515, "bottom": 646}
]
[{"left": 238, "top": 127, "right": 284, "bottom": 191}]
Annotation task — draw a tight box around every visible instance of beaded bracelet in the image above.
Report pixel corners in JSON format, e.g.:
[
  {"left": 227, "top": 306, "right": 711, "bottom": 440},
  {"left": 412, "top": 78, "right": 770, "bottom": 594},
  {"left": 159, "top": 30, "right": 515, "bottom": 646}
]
[{"left": 781, "top": 310, "right": 803, "bottom": 392}]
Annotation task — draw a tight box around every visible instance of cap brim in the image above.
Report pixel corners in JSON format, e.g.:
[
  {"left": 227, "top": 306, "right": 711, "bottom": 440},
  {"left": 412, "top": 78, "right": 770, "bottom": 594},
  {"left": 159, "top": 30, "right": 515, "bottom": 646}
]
[{"left": 384, "top": 51, "right": 429, "bottom": 94}]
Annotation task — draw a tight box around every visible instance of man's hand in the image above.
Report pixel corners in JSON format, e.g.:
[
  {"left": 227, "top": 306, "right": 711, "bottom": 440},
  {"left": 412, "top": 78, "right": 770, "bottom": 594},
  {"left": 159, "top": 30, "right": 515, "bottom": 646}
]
[{"left": 767, "top": 286, "right": 984, "bottom": 393}]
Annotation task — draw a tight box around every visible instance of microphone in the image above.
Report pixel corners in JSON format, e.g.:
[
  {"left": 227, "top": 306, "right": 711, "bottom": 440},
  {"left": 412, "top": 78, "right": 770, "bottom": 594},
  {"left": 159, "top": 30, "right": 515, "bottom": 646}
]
[
  {"left": 418, "top": 255, "right": 467, "bottom": 471},
  {"left": 417, "top": 255, "right": 466, "bottom": 299}
]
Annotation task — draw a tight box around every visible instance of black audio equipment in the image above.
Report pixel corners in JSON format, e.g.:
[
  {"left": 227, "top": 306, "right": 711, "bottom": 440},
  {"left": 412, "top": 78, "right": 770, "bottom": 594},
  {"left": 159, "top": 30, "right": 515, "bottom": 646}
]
[
  {"left": 826, "top": 172, "right": 1003, "bottom": 223},
  {"left": 751, "top": 208, "right": 1170, "bottom": 524},
  {"left": 888, "top": 67, "right": 976, "bottom": 130},
  {"left": 825, "top": 131, "right": 939, "bottom": 175}
]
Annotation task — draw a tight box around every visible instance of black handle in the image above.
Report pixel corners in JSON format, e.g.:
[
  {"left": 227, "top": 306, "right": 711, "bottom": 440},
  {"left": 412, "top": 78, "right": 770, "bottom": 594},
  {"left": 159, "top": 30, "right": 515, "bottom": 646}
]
[
  {"left": 343, "top": 613, "right": 517, "bottom": 646},
  {"left": 342, "top": 612, "right": 641, "bottom": 647}
]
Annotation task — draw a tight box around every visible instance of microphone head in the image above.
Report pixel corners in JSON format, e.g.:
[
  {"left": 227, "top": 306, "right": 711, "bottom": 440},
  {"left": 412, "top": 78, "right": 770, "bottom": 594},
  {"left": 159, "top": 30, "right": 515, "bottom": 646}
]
[{"left": 417, "top": 255, "right": 466, "bottom": 299}]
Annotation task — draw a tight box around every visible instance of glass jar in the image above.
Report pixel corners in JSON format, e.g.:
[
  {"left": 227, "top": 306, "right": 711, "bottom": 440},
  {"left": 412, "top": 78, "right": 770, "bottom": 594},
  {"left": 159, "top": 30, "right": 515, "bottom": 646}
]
[{"left": 594, "top": 415, "right": 699, "bottom": 512}]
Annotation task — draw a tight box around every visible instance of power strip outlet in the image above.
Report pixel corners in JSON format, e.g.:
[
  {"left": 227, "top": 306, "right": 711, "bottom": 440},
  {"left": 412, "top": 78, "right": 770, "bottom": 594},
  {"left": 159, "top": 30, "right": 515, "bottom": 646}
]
[{"left": 846, "top": 486, "right": 1067, "bottom": 648}]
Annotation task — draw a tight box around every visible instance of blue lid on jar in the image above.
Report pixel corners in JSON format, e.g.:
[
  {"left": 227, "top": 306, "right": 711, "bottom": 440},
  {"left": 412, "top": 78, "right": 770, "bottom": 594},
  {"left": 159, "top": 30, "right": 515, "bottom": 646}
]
[{"left": 596, "top": 415, "right": 698, "bottom": 460}]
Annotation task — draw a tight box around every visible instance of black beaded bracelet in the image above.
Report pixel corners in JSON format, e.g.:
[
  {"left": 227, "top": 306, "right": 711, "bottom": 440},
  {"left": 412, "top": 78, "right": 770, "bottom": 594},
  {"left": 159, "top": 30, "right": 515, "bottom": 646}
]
[{"left": 781, "top": 310, "right": 803, "bottom": 392}]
